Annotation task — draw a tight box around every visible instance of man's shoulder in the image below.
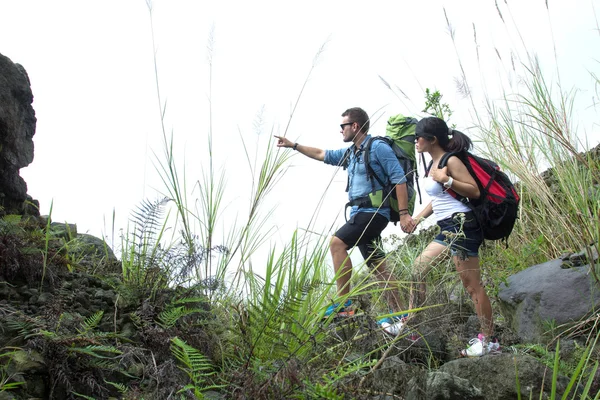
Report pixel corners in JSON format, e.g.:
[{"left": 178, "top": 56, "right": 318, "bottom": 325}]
[{"left": 367, "top": 136, "right": 393, "bottom": 155}]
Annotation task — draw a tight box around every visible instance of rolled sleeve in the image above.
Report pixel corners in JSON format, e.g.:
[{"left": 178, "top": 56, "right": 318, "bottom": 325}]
[{"left": 324, "top": 148, "right": 349, "bottom": 166}]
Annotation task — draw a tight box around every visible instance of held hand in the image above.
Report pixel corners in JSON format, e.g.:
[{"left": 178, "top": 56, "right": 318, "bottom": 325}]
[
  {"left": 399, "top": 214, "right": 416, "bottom": 233},
  {"left": 274, "top": 135, "right": 293, "bottom": 148},
  {"left": 431, "top": 166, "right": 449, "bottom": 183}
]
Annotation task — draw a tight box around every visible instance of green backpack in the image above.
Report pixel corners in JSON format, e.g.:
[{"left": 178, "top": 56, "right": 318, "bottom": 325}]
[{"left": 343, "top": 114, "right": 421, "bottom": 223}]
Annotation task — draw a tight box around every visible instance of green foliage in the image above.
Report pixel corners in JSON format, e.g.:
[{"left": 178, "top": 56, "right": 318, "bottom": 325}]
[
  {"left": 0, "top": 348, "right": 26, "bottom": 393},
  {"left": 157, "top": 297, "right": 209, "bottom": 329},
  {"left": 515, "top": 335, "right": 600, "bottom": 400},
  {"left": 422, "top": 88, "right": 453, "bottom": 122},
  {"left": 77, "top": 311, "right": 104, "bottom": 335},
  {"left": 474, "top": 58, "right": 600, "bottom": 284},
  {"left": 515, "top": 343, "right": 577, "bottom": 377},
  {"left": 72, "top": 392, "right": 96, "bottom": 400},
  {"left": 68, "top": 345, "right": 122, "bottom": 359},
  {"left": 0, "top": 214, "right": 24, "bottom": 236},
  {"left": 120, "top": 197, "right": 172, "bottom": 299},
  {"left": 104, "top": 380, "right": 126, "bottom": 393},
  {"left": 170, "top": 337, "right": 225, "bottom": 397},
  {"left": 302, "top": 359, "right": 376, "bottom": 400}
]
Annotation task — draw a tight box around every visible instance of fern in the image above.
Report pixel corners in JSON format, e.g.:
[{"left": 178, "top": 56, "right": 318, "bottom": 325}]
[
  {"left": 304, "top": 360, "right": 376, "bottom": 399},
  {"left": 170, "top": 337, "right": 225, "bottom": 397},
  {"left": 158, "top": 306, "right": 207, "bottom": 328},
  {"left": 0, "top": 214, "right": 23, "bottom": 236},
  {"left": 5, "top": 316, "right": 41, "bottom": 340},
  {"left": 104, "top": 380, "right": 126, "bottom": 393},
  {"left": 173, "top": 296, "right": 210, "bottom": 305},
  {"left": 239, "top": 279, "right": 322, "bottom": 363},
  {"left": 72, "top": 392, "right": 95, "bottom": 400},
  {"left": 68, "top": 345, "right": 122, "bottom": 359},
  {"left": 77, "top": 311, "right": 104, "bottom": 335}
]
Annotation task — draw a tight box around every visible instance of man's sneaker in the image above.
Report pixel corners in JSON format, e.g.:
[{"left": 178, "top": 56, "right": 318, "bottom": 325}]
[
  {"left": 378, "top": 314, "right": 408, "bottom": 336},
  {"left": 460, "top": 333, "right": 501, "bottom": 357},
  {"left": 323, "top": 300, "right": 354, "bottom": 318}
]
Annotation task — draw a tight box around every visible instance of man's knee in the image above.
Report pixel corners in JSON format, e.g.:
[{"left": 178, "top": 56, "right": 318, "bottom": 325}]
[{"left": 330, "top": 236, "right": 349, "bottom": 253}]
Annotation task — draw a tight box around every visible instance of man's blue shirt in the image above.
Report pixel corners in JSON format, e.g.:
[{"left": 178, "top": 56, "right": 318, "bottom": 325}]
[{"left": 324, "top": 135, "right": 407, "bottom": 220}]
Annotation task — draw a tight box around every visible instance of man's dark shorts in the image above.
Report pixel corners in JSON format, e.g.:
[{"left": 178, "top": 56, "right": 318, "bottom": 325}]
[{"left": 335, "top": 212, "right": 388, "bottom": 264}]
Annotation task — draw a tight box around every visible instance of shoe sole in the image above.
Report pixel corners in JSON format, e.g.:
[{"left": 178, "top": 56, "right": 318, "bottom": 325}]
[
  {"left": 460, "top": 347, "right": 502, "bottom": 357},
  {"left": 335, "top": 310, "right": 355, "bottom": 317},
  {"left": 322, "top": 310, "right": 355, "bottom": 319}
]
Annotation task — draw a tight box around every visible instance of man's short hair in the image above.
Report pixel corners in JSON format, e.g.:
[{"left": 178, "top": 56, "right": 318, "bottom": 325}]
[{"left": 342, "top": 107, "right": 369, "bottom": 133}]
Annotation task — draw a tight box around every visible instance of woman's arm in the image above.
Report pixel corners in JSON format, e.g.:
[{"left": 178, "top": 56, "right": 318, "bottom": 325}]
[
  {"left": 414, "top": 201, "right": 433, "bottom": 225},
  {"left": 432, "top": 156, "right": 480, "bottom": 199}
]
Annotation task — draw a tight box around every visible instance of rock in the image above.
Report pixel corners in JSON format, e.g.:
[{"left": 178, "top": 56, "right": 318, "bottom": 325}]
[
  {"left": 560, "top": 244, "right": 599, "bottom": 268},
  {"left": 438, "top": 353, "right": 569, "bottom": 400},
  {"left": 497, "top": 258, "right": 600, "bottom": 342},
  {"left": 49, "top": 222, "right": 78, "bottom": 240},
  {"left": 366, "top": 355, "right": 424, "bottom": 395},
  {"left": 407, "top": 371, "right": 484, "bottom": 400},
  {"left": 73, "top": 233, "right": 121, "bottom": 273},
  {"left": 0, "top": 53, "right": 38, "bottom": 216},
  {"left": 10, "top": 350, "right": 45, "bottom": 373},
  {"left": 0, "top": 390, "right": 17, "bottom": 400}
]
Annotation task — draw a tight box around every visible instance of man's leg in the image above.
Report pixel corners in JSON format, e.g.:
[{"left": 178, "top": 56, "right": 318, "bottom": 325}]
[
  {"left": 332, "top": 212, "right": 385, "bottom": 298},
  {"left": 330, "top": 236, "right": 352, "bottom": 296},
  {"left": 372, "top": 258, "right": 405, "bottom": 312}
]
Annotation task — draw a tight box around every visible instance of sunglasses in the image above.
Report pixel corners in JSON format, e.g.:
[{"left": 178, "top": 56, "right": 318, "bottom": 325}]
[{"left": 340, "top": 122, "right": 354, "bottom": 129}]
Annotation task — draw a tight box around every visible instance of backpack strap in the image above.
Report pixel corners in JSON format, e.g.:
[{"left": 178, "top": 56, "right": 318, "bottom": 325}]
[
  {"left": 363, "top": 137, "right": 386, "bottom": 193},
  {"left": 437, "top": 152, "right": 458, "bottom": 169},
  {"left": 341, "top": 145, "right": 354, "bottom": 193},
  {"left": 341, "top": 146, "right": 353, "bottom": 171},
  {"left": 437, "top": 152, "right": 463, "bottom": 201}
]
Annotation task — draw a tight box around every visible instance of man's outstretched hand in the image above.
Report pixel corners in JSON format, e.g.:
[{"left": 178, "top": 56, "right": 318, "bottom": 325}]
[{"left": 274, "top": 135, "right": 293, "bottom": 148}]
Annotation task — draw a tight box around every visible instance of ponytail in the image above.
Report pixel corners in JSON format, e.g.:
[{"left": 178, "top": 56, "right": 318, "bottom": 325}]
[
  {"left": 446, "top": 129, "right": 472, "bottom": 152},
  {"left": 415, "top": 117, "right": 472, "bottom": 152}
]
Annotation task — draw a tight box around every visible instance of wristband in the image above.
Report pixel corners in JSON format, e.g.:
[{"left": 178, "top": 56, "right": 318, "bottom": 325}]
[
  {"left": 443, "top": 177, "right": 454, "bottom": 189},
  {"left": 293, "top": 143, "right": 298, "bottom": 151}
]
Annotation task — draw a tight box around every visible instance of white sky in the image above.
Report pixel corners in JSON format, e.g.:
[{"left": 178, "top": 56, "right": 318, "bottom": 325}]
[{"left": 1, "top": 0, "right": 599, "bottom": 265}]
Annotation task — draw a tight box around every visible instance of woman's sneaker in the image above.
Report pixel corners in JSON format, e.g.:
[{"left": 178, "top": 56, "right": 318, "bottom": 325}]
[
  {"left": 378, "top": 314, "right": 408, "bottom": 336},
  {"left": 323, "top": 300, "right": 354, "bottom": 318},
  {"left": 460, "top": 333, "right": 501, "bottom": 357}
]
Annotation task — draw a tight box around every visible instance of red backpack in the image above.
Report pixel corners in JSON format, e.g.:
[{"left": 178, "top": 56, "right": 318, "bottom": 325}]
[{"left": 431, "top": 151, "right": 520, "bottom": 241}]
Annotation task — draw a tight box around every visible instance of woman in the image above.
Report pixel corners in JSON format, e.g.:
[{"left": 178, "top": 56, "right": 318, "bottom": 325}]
[{"left": 410, "top": 117, "right": 500, "bottom": 357}]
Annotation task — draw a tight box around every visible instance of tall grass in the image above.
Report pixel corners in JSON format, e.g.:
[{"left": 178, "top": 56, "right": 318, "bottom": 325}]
[
  {"left": 439, "top": 1, "right": 599, "bottom": 286},
  {"left": 475, "top": 56, "right": 599, "bottom": 288},
  {"left": 135, "top": 1, "right": 600, "bottom": 397}
]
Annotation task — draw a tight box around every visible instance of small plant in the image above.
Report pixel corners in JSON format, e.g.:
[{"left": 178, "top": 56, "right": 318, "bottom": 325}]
[
  {"left": 422, "top": 88, "right": 453, "bottom": 122},
  {"left": 0, "top": 348, "right": 26, "bottom": 393},
  {"left": 170, "top": 337, "right": 224, "bottom": 397}
]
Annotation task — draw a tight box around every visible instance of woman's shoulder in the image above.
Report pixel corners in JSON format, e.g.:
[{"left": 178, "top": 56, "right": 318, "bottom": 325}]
[{"left": 444, "top": 152, "right": 467, "bottom": 167}]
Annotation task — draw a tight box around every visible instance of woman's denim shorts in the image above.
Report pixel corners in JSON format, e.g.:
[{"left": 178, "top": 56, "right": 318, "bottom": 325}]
[{"left": 434, "top": 211, "right": 483, "bottom": 259}]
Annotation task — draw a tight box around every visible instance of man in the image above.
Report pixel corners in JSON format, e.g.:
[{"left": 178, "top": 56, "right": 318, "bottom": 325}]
[{"left": 274, "top": 107, "right": 416, "bottom": 335}]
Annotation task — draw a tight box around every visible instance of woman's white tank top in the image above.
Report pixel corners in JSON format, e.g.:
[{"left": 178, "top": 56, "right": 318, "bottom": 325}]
[{"left": 423, "top": 177, "right": 471, "bottom": 221}]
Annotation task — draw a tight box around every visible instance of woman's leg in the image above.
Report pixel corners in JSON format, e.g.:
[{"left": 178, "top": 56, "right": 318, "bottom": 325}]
[
  {"left": 409, "top": 241, "right": 449, "bottom": 309},
  {"left": 454, "top": 256, "right": 493, "bottom": 337}
]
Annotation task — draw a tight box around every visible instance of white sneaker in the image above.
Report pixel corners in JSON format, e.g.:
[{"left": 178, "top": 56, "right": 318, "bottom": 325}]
[
  {"left": 460, "top": 334, "right": 501, "bottom": 357},
  {"left": 378, "top": 316, "right": 406, "bottom": 336}
]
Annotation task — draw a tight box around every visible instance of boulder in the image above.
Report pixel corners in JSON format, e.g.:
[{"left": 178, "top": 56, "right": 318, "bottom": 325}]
[
  {"left": 437, "top": 353, "right": 569, "bottom": 400},
  {"left": 497, "top": 257, "right": 600, "bottom": 342},
  {"left": 406, "top": 371, "right": 484, "bottom": 400},
  {"left": 0, "top": 53, "right": 38, "bottom": 216}
]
